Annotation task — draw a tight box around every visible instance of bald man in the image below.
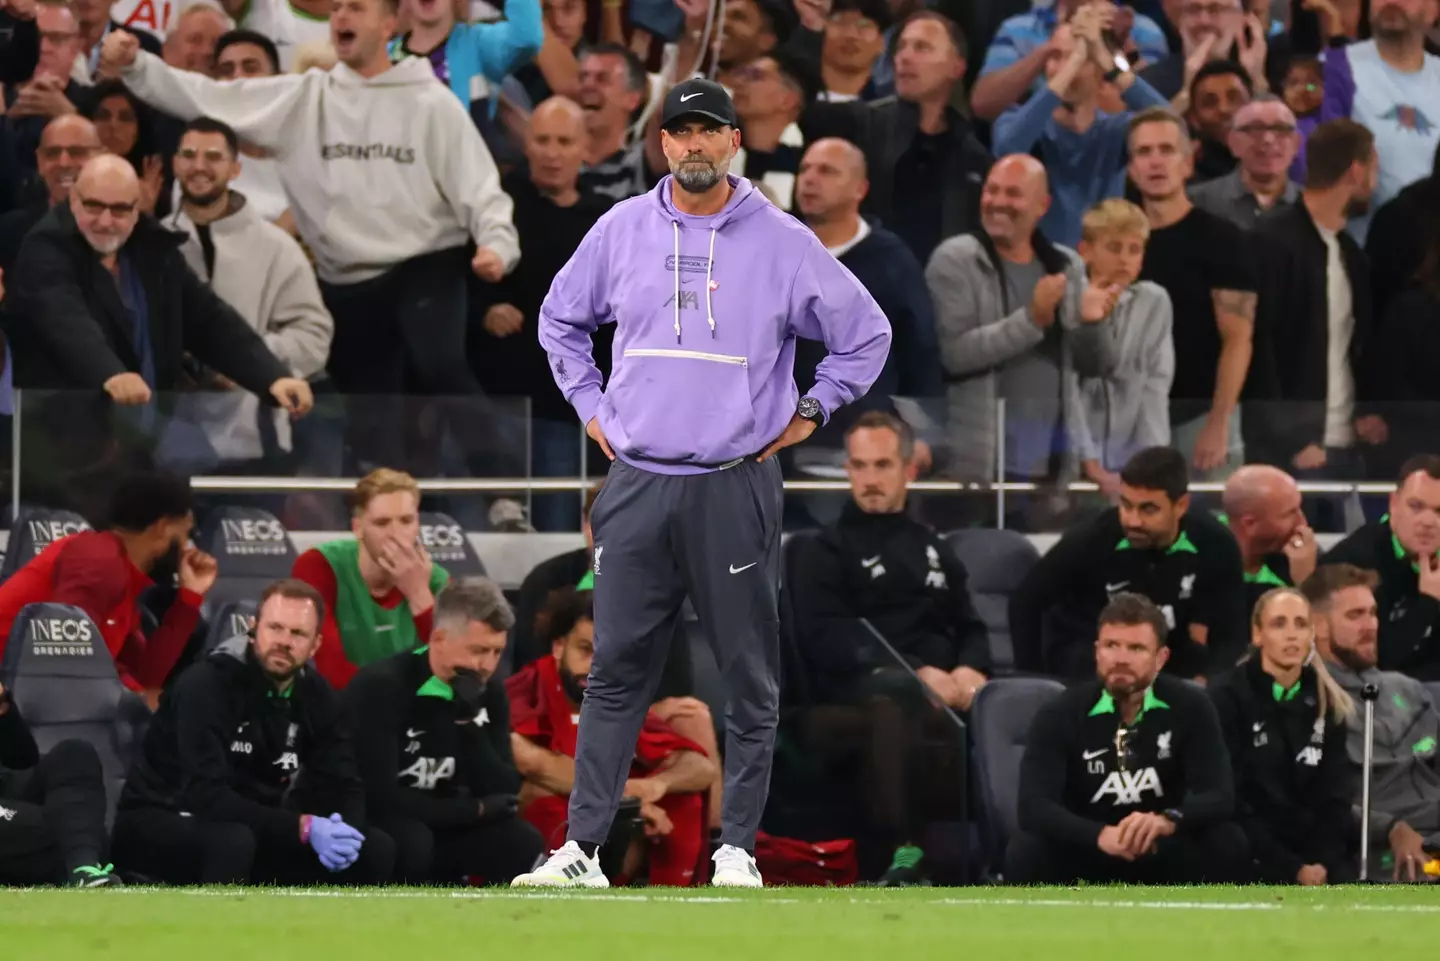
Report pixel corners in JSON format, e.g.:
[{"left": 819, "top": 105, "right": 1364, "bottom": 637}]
[
  {"left": 793, "top": 137, "right": 941, "bottom": 460},
  {"left": 471, "top": 96, "right": 613, "bottom": 531},
  {"left": 1221, "top": 465, "right": 1317, "bottom": 613},
  {"left": 925, "top": 154, "right": 1087, "bottom": 484},
  {"left": 8, "top": 154, "right": 312, "bottom": 509},
  {"left": 1190, "top": 99, "right": 1302, "bottom": 231},
  {"left": 0, "top": 116, "right": 101, "bottom": 275}
]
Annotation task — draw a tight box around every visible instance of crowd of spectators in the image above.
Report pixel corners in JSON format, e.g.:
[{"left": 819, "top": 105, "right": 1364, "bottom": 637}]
[{"left": 3, "top": 0, "right": 1440, "bottom": 891}]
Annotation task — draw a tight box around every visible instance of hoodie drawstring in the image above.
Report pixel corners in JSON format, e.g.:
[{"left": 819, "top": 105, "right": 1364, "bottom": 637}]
[
  {"left": 672, "top": 221, "right": 720, "bottom": 343},
  {"left": 672, "top": 220, "right": 682, "bottom": 342},
  {"left": 704, "top": 227, "right": 716, "bottom": 337}
]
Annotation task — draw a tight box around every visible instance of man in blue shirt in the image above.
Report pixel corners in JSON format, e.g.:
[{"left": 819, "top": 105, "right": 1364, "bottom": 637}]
[
  {"left": 993, "top": 10, "right": 1167, "bottom": 245},
  {"left": 974, "top": 0, "right": 1168, "bottom": 121}
]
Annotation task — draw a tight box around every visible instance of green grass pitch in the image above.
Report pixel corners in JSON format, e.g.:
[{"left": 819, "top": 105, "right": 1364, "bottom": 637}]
[{"left": 4, "top": 885, "right": 1438, "bottom": 960}]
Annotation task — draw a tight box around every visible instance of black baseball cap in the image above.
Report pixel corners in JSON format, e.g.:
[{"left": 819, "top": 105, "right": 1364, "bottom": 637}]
[{"left": 660, "top": 79, "right": 737, "bottom": 131}]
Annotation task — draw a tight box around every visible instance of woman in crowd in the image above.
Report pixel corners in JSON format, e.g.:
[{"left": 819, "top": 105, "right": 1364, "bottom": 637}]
[
  {"left": 1208, "top": 587, "right": 1357, "bottom": 884},
  {"left": 84, "top": 80, "right": 166, "bottom": 214}
]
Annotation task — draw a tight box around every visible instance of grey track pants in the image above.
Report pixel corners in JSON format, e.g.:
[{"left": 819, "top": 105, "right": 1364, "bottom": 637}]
[{"left": 567, "top": 456, "right": 783, "bottom": 853}]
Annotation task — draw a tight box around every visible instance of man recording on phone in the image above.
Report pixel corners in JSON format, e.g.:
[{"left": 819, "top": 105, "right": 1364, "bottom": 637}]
[
  {"left": 1321, "top": 456, "right": 1440, "bottom": 681},
  {"left": 292, "top": 469, "right": 452, "bottom": 690}
]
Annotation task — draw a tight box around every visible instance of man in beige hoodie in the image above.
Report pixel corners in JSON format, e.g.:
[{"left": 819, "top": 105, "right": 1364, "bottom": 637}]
[{"left": 162, "top": 116, "right": 332, "bottom": 471}]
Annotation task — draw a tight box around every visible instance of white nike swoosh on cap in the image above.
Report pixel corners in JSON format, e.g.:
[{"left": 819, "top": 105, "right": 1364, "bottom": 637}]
[{"left": 680, "top": 92, "right": 703, "bottom": 102}]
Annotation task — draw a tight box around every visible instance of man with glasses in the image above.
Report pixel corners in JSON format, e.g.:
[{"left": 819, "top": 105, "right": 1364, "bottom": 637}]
[
  {"left": 0, "top": 113, "right": 98, "bottom": 273},
  {"left": 1191, "top": 97, "right": 1301, "bottom": 229},
  {"left": 818, "top": 0, "right": 890, "bottom": 103},
  {"left": 1252, "top": 119, "right": 1381, "bottom": 488},
  {"left": 8, "top": 153, "right": 312, "bottom": 415},
  {"left": 1007, "top": 592, "right": 1245, "bottom": 884},
  {"left": 516, "top": 78, "right": 889, "bottom": 889}
]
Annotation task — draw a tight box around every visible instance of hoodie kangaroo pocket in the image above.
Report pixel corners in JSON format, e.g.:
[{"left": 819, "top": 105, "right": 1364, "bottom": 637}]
[{"left": 604, "top": 348, "right": 756, "bottom": 463}]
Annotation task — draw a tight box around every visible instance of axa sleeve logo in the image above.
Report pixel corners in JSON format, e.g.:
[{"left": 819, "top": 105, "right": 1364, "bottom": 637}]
[
  {"left": 419, "top": 524, "right": 467, "bottom": 562},
  {"left": 28, "top": 617, "right": 95, "bottom": 656},
  {"left": 219, "top": 518, "right": 290, "bottom": 557},
  {"left": 28, "top": 519, "right": 89, "bottom": 554}
]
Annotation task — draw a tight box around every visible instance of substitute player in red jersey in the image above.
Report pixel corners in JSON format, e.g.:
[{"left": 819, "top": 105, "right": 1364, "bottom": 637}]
[
  {"left": 508, "top": 589, "right": 717, "bottom": 886},
  {"left": 0, "top": 472, "right": 217, "bottom": 700}
]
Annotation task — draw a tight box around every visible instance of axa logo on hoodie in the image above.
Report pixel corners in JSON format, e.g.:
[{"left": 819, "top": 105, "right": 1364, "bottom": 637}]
[{"left": 320, "top": 143, "right": 417, "bottom": 164}]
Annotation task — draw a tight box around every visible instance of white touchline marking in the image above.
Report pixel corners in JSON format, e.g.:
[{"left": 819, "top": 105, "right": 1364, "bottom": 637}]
[
  {"left": 921, "top": 898, "right": 1282, "bottom": 911},
  {"left": 67, "top": 889, "right": 1440, "bottom": 914}
]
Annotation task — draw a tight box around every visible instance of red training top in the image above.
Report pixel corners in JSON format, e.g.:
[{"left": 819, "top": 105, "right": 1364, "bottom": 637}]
[
  {"left": 290, "top": 548, "right": 437, "bottom": 691},
  {"left": 0, "top": 531, "right": 203, "bottom": 692},
  {"left": 506, "top": 655, "right": 704, "bottom": 766}
]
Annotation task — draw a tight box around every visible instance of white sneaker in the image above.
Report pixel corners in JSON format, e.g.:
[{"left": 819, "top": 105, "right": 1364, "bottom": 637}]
[
  {"left": 711, "top": 844, "right": 763, "bottom": 888},
  {"left": 511, "top": 841, "right": 610, "bottom": 888}
]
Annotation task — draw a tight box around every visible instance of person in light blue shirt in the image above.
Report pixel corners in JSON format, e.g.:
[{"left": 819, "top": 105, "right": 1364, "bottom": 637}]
[
  {"left": 973, "top": 0, "right": 1168, "bottom": 121},
  {"left": 992, "top": 14, "right": 1167, "bottom": 246},
  {"left": 387, "top": 0, "right": 542, "bottom": 117},
  {"left": 1320, "top": 0, "right": 1440, "bottom": 243}
]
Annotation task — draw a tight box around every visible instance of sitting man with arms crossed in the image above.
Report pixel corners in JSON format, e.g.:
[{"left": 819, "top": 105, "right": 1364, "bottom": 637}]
[
  {"left": 293, "top": 468, "right": 450, "bottom": 690},
  {"left": 345, "top": 578, "right": 544, "bottom": 885},
  {"left": 1008, "top": 593, "right": 1247, "bottom": 883},
  {"left": 508, "top": 589, "right": 718, "bottom": 887},
  {"left": 0, "top": 471, "right": 218, "bottom": 701},
  {"left": 112, "top": 578, "right": 394, "bottom": 885}
]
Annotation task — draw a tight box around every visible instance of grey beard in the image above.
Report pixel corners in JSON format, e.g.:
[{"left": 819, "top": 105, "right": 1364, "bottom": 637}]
[{"left": 672, "top": 158, "right": 727, "bottom": 193}]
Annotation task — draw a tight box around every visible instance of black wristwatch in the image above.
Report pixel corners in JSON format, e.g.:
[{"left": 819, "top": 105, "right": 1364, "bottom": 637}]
[
  {"left": 1163, "top": 807, "right": 1185, "bottom": 826},
  {"left": 797, "top": 396, "right": 823, "bottom": 424}
]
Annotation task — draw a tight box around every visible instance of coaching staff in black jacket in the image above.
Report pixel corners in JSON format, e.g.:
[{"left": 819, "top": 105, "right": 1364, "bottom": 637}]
[
  {"left": 1007, "top": 593, "right": 1246, "bottom": 884},
  {"left": 1321, "top": 454, "right": 1440, "bottom": 680},
  {"left": 345, "top": 577, "right": 544, "bottom": 885},
  {"left": 1208, "top": 588, "right": 1356, "bottom": 885},
  {"left": 113, "top": 578, "right": 394, "bottom": 885},
  {"left": 1010, "top": 446, "right": 1248, "bottom": 680}
]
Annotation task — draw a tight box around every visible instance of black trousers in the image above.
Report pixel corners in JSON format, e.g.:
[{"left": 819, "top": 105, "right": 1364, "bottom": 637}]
[
  {"left": 0, "top": 739, "right": 109, "bottom": 885},
  {"left": 384, "top": 816, "right": 544, "bottom": 886},
  {"left": 111, "top": 807, "right": 396, "bottom": 885},
  {"left": 1005, "top": 821, "right": 1251, "bottom": 884},
  {"left": 803, "top": 668, "right": 963, "bottom": 851},
  {"left": 320, "top": 246, "right": 519, "bottom": 475}
]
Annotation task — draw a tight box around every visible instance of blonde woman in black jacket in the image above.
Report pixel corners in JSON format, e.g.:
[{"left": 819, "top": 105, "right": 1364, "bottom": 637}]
[{"left": 1208, "top": 587, "right": 1357, "bottom": 884}]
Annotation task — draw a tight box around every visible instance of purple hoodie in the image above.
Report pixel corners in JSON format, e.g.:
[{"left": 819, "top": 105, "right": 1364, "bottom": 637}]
[{"left": 539, "top": 175, "right": 892, "bottom": 475}]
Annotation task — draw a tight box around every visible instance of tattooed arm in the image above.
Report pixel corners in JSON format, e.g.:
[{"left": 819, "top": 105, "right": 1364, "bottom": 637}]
[{"left": 1193, "top": 287, "right": 1255, "bottom": 471}]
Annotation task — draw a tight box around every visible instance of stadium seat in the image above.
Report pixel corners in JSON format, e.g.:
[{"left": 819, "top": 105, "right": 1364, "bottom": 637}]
[
  {"left": 0, "top": 508, "right": 90, "bottom": 581},
  {"left": 944, "top": 529, "right": 1041, "bottom": 674},
  {"left": 1426, "top": 682, "right": 1440, "bottom": 713},
  {"left": 0, "top": 602, "right": 136, "bottom": 822},
  {"left": 197, "top": 506, "right": 296, "bottom": 613},
  {"left": 203, "top": 599, "right": 259, "bottom": 654},
  {"left": 970, "top": 676, "right": 1065, "bottom": 875},
  {"left": 418, "top": 512, "right": 486, "bottom": 577}
]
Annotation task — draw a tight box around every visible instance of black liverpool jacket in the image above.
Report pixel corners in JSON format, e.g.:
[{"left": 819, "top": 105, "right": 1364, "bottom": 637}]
[
  {"left": 1322, "top": 519, "right": 1440, "bottom": 680},
  {"left": 1251, "top": 201, "right": 1377, "bottom": 464},
  {"left": 1207, "top": 656, "right": 1354, "bottom": 882},
  {"left": 790, "top": 503, "right": 991, "bottom": 701},
  {"left": 120, "top": 638, "right": 366, "bottom": 843},
  {"left": 6, "top": 204, "right": 288, "bottom": 395}
]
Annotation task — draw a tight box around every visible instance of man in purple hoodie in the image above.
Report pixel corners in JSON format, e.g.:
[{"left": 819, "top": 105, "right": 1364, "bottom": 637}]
[{"left": 515, "top": 79, "right": 891, "bottom": 890}]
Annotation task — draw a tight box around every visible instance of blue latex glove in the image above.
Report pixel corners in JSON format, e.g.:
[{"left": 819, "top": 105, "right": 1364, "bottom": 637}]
[{"left": 308, "top": 813, "right": 365, "bottom": 872}]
